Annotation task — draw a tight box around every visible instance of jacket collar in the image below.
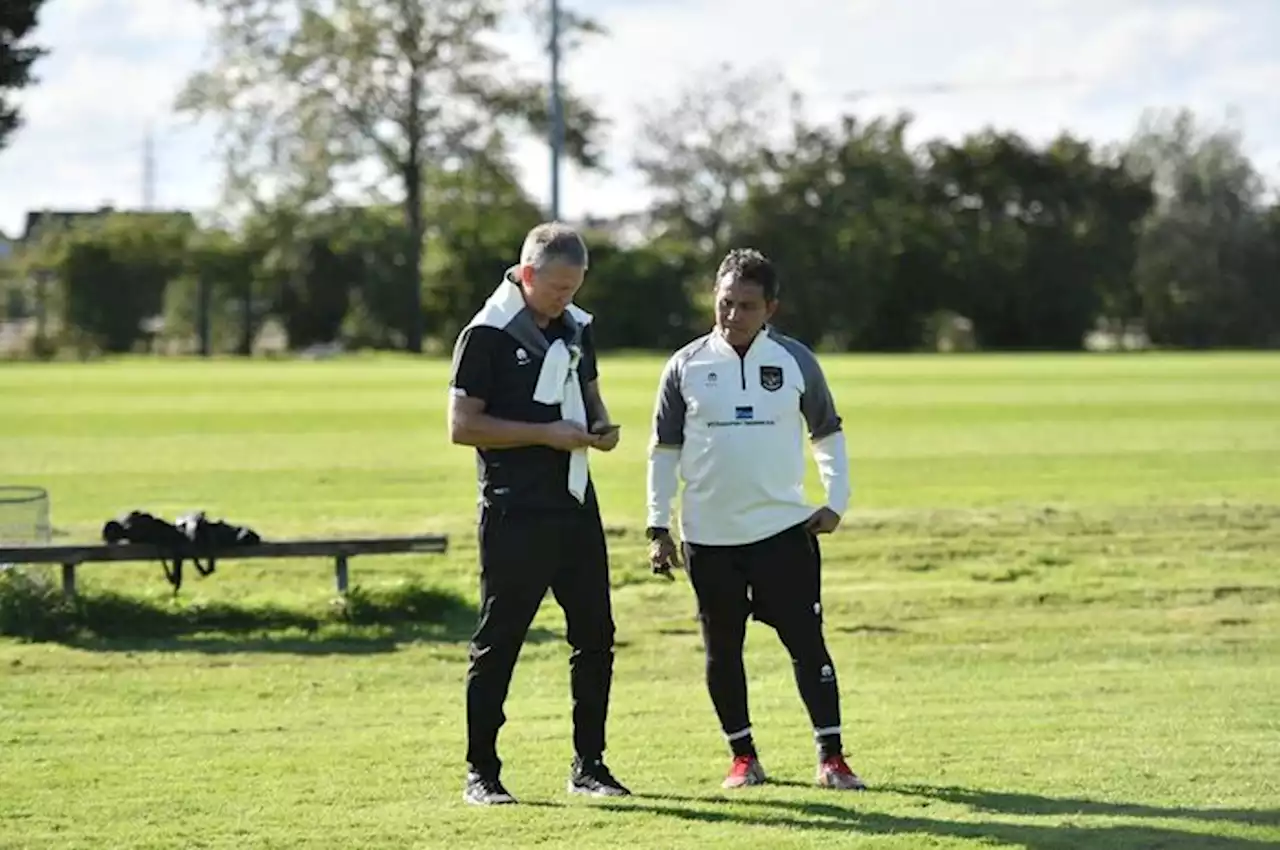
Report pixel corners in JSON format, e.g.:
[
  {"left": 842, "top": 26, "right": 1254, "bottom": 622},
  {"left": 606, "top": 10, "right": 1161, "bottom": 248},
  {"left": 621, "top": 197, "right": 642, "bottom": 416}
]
[{"left": 709, "top": 325, "right": 773, "bottom": 359}]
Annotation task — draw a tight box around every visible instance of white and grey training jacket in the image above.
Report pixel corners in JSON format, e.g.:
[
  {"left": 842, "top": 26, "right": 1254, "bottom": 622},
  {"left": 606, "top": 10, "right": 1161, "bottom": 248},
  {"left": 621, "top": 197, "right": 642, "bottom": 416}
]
[{"left": 646, "top": 327, "right": 851, "bottom": 547}]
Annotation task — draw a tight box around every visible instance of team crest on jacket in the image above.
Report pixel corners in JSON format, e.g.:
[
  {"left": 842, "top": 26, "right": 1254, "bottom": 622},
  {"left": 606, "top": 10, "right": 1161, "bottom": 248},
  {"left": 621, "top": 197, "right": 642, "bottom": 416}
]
[{"left": 759, "top": 365, "right": 783, "bottom": 391}]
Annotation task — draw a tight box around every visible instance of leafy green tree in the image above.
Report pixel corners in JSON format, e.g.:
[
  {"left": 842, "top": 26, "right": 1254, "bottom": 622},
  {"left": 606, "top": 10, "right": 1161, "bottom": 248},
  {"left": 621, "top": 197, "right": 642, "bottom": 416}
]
[
  {"left": 0, "top": 0, "right": 47, "bottom": 151},
  {"left": 927, "top": 130, "right": 1152, "bottom": 349},
  {"left": 334, "top": 204, "right": 419, "bottom": 351},
  {"left": 1125, "top": 108, "right": 1275, "bottom": 347},
  {"left": 178, "top": 0, "right": 607, "bottom": 353},
  {"left": 164, "top": 228, "right": 263, "bottom": 355},
  {"left": 737, "top": 113, "right": 940, "bottom": 350},
  {"left": 633, "top": 64, "right": 792, "bottom": 262},
  {"left": 53, "top": 215, "right": 195, "bottom": 353},
  {"left": 421, "top": 143, "right": 544, "bottom": 346},
  {"left": 574, "top": 235, "right": 699, "bottom": 351}
]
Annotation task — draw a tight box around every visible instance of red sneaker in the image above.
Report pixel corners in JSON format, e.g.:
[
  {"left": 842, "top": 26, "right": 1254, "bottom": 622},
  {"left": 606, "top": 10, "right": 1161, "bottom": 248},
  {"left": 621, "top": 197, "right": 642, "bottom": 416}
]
[
  {"left": 817, "top": 754, "right": 867, "bottom": 790},
  {"left": 722, "top": 754, "right": 767, "bottom": 789}
]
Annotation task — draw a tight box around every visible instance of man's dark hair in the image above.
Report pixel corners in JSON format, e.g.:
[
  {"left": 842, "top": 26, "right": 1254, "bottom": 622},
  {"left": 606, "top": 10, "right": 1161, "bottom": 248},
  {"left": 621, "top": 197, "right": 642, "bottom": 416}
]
[{"left": 716, "top": 248, "right": 779, "bottom": 301}]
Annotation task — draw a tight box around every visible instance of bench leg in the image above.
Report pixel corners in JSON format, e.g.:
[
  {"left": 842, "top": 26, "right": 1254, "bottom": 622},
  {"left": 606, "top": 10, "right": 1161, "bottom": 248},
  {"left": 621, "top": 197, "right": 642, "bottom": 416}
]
[
  {"left": 61, "top": 563, "right": 76, "bottom": 598},
  {"left": 335, "top": 555, "right": 349, "bottom": 594}
]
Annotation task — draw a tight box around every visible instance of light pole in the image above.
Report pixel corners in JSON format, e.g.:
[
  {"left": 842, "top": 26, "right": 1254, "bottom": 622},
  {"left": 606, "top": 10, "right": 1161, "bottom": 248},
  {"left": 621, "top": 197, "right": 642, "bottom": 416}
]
[{"left": 548, "top": 0, "right": 563, "bottom": 221}]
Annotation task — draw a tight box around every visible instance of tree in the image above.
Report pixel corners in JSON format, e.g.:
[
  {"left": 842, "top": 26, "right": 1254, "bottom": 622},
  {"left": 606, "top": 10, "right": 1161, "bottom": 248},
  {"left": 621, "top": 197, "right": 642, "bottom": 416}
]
[
  {"left": 1254, "top": 202, "right": 1280, "bottom": 345},
  {"left": 926, "top": 130, "right": 1152, "bottom": 349},
  {"left": 0, "top": 248, "right": 24, "bottom": 322},
  {"left": 736, "top": 113, "right": 940, "bottom": 350},
  {"left": 335, "top": 204, "right": 420, "bottom": 350},
  {"left": 178, "top": 0, "right": 607, "bottom": 353},
  {"left": 573, "top": 236, "right": 699, "bottom": 351},
  {"left": 165, "top": 227, "right": 264, "bottom": 355},
  {"left": 633, "top": 64, "right": 796, "bottom": 261},
  {"left": 0, "top": 0, "right": 48, "bottom": 151},
  {"left": 50, "top": 214, "right": 195, "bottom": 353},
  {"left": 420, "top": 141, "right": 544, "bottom": 346},
  {"left": 1124, "top": 108, "right": 1275, "bottom": 347},
  {"left": 238, "top": 205, "right": 362, "bottom": 351}
]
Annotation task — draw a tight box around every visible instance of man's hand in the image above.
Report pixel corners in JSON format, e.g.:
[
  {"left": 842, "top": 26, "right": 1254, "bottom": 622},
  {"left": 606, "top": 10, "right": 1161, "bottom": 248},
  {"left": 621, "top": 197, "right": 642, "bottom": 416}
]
[
  {"left": 648, "top": 529, "right": 682, "bottom": 580},
  {"left": 805, "top": 507, "right": 842, "bottom": 535},
  {"left": 542, "top": 420, "right": 600, "bottom": 452},
  {"left": 590, "top": 421, "right": 620, "bottom": 452}
]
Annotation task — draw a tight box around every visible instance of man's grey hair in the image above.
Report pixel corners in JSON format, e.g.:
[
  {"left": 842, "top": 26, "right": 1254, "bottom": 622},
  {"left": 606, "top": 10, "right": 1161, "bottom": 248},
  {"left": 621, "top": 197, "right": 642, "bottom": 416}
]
[{"left": 520, "top": 222, "right": 589, "bottom": 271}]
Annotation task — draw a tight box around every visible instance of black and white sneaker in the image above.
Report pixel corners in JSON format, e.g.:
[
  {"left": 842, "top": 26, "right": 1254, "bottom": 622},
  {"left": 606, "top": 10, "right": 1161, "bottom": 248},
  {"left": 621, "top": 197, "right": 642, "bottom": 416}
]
[
  {"left": 567, "top": 757, "right": 631, "bottom": 797},
  {"left": 464, "top": 771, "right": 517, "bottom": 805}
]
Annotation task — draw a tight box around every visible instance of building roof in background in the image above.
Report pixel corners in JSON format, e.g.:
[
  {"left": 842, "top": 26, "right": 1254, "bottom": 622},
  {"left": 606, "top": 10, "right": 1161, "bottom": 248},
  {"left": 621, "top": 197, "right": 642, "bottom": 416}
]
[{"left": 20, "top": 206, "right": 194, "bottom": 242}]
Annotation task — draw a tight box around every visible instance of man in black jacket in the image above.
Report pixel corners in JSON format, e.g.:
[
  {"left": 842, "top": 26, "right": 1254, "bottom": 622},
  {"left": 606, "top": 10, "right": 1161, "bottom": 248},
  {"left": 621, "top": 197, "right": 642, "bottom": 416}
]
[{"left": 448, "top": 222, "right": 630, "bottom": 805}]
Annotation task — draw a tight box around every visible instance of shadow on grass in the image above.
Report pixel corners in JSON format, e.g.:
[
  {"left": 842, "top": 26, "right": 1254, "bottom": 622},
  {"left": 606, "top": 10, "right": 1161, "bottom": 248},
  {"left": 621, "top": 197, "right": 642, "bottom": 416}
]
[
  {"left": 605, "top": 789, "right": 1278, "bottom": 849},
  {"left": 0, "top": 572, "right": 559, "bottom": 655},
  {"left": 886, "top": 783, "right": 1280, "bottom": 828}
]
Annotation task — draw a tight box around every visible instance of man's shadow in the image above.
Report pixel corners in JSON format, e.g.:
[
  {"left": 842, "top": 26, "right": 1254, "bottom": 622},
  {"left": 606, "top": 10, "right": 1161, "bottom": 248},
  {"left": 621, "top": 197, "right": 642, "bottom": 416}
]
[
  {"left": 884, "top": 784, "right": 1279, "bottom": 828},
  {"left": 598, "top": 784, "right": 1279, "bottom": 849}
]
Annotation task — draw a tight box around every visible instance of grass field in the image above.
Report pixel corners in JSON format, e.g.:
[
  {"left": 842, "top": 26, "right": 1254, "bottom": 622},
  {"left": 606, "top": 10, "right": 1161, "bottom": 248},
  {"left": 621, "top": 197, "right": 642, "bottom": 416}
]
[{"left": 1, "top": 351, "right": 1278, "bottom": 850}]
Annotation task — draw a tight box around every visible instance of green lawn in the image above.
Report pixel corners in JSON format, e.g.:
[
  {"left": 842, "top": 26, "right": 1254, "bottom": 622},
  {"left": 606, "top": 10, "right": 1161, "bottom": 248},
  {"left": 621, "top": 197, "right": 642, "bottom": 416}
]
[{"left": 0, "top": 351, "right": 1278, "bottom": 850}]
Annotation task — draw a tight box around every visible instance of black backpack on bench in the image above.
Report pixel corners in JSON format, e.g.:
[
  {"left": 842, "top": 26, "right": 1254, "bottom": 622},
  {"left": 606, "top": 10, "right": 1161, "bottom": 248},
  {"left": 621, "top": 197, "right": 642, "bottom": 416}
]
[{"left": 102, "top": 510, "right": 262, "bottom": 593}]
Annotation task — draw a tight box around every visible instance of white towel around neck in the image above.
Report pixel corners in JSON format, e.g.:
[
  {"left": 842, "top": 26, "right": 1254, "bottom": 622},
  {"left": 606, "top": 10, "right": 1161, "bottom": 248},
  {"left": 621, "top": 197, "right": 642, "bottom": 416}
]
[
  {"left": 462, "top": 273, "right": 594, "bottom": 503},
  {"left": 533, "top": 339, "right": 589, "bottom": 502}
]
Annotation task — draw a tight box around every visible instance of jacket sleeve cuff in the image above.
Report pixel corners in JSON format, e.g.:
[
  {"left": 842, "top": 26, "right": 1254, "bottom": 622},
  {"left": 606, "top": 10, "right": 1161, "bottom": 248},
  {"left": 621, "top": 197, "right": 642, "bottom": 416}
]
[
  {"left": 812, "top": 431, "right": 851, "bottom": 515},
  {"left": 646, "top": 445, "right": 681, "bottom": 528}
]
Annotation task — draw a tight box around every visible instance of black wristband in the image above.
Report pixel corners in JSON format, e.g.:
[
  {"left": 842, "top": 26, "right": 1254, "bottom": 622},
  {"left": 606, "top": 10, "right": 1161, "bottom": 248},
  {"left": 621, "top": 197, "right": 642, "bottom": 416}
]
[{"left": 645, "top": 526, "right": 668, "bottom": 541}]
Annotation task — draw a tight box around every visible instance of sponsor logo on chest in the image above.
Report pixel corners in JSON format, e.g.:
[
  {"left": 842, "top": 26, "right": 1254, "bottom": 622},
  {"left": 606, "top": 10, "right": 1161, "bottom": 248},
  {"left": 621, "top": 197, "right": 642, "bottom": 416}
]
[{"left": 695, "top": 356, "right": 790, "bottom": 428}]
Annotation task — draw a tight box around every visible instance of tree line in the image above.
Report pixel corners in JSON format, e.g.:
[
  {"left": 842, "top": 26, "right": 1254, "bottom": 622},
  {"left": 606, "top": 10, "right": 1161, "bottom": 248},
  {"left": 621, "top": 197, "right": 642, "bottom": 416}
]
[{"left": 1, "top": 0, "right": 1277, "bottom": 356}]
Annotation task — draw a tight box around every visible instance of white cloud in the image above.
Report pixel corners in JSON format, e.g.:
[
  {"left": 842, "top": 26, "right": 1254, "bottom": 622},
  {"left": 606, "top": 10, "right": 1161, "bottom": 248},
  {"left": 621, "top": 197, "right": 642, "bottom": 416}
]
[
  {"left": 502, "top": 0, "right": 1280, "bottom": 219},
  {"left": 0, "top": 0, "right": 220, "bottom": 235},
  {"left": 1, "top": 0, "right": 1278, "bottom": 238}
]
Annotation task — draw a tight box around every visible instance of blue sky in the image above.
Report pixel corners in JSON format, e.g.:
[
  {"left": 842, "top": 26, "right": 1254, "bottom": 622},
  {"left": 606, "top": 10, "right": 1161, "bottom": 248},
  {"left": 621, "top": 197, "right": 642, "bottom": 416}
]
[{"left": 2, "top": 0, "right": 1278, "bottom": 238}]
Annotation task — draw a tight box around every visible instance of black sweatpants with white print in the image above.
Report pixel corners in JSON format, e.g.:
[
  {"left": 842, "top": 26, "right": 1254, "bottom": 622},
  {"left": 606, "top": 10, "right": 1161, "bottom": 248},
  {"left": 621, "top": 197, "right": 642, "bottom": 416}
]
[
  {"left": 465, "top": 502, "right": 615, "bottom": 779},
  {"left": 684, "top": 522, "right": 842, "bottom": 757}
]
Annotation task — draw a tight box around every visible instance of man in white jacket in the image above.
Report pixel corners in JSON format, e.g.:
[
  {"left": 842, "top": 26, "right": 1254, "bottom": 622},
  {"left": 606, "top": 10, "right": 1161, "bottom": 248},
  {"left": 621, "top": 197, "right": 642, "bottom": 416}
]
[{"left": 646, "top": 248, "right": 866, "bottom": 791}]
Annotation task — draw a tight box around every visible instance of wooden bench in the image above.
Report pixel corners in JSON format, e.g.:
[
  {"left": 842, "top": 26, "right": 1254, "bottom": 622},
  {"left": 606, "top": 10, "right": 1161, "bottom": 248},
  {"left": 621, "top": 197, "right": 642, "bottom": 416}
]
[{"left": 0, "top": 534, "right": 449, "bottom": 597}]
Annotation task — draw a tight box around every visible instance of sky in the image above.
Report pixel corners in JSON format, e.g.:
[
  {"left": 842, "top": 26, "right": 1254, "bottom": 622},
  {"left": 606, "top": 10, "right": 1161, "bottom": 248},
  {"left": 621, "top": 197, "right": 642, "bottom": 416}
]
[{"left": 2, "top": 0, "right": 1278, "bottom": 239}]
